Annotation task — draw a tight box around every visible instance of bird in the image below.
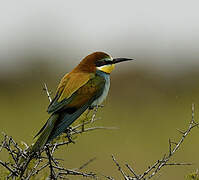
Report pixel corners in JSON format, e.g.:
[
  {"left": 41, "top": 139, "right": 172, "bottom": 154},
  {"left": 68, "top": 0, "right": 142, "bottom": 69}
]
[
  {"left": 19, "top": 52, "right": 133, "bottom": 177},
  {"left": 30, "top": 51, "right": 133, "bottom": 153}
]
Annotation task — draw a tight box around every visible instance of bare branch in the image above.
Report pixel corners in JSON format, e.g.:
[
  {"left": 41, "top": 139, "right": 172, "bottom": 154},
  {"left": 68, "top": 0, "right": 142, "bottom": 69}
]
[
  {"left": 111, "top": 155, "right": 129, "bottom": 180},
  {"left": 32, "top": 162, "right": 49, "bottom": 176},
  {"left": 43, "top": 83, "right": 52, "bottom": 102},
  {"left": 1, "top": 82, "right": 197, "bottom": 180},
  {"left": 25, "top": 158, "right": 42, "bottom": 179},
  {"left": 0, "top": 160, "right": 18, "bottom": 176},
  {"left": 103, "top": 175, "right": 116, "bottom": 180},
  {"left": 0, "top": 83, "right": 107, "bottom": 179},
  {"left": 45, "top": 146, "right": 57, "bottom": 179},
  {"left": 125, "top": 164, "right": 139, "bottom": 179},
  {"left": 164, "top": 162, "right": 192, "bottom": 166},
  {"left": 140, "top": 104, "right": 198, "bottom": 180},
  {"left": 53, "top": 165, "right": 96, "bottom": 178},
  {"left": 75, "top": 157, "right": 96, "bottom": 171},
  {"left": 111, "top": 104, "right": 198, "bottom": 180}
]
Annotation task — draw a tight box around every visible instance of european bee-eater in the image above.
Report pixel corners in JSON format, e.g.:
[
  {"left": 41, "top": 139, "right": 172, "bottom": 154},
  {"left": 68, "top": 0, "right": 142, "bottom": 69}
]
[{"left": 31, "top": 52, "right": 133, "bottom": 153}]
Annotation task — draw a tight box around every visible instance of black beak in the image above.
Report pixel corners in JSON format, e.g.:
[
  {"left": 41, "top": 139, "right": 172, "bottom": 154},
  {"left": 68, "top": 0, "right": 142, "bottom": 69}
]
[
  {"left": 96, "top": 58, "right": 134, "bottom": 67},
  {"left": 112, "top": 58, "right": 134, "bottom": 64}
]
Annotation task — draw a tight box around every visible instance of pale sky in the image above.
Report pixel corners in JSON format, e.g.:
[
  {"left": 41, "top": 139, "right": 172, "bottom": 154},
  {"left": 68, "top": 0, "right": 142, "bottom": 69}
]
[{"left": 0, "top": 0, "right": 199, "bottom": 73}]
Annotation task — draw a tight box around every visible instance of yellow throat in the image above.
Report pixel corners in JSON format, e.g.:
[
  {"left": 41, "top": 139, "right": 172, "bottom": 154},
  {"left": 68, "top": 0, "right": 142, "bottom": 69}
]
[{"left": 96, "top": 64, "right": 115, "bottom": 74}]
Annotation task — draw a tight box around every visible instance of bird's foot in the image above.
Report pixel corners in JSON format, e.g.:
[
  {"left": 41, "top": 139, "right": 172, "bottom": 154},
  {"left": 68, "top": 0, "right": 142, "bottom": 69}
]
[
  {"left": 64, "top": 127, "right": 75, "bottom": 144},
  {"left": 89, "top": 104, "right": 104, "bottom": 110}
]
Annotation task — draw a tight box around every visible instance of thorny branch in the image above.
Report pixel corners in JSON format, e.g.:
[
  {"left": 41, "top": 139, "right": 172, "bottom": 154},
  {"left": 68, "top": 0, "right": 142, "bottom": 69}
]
[
  {"left": 0, "top": 83, "right": 107, "bottom": 179},
  {"left": 111, "top": 155, "right": 129, "bottom": 180},
  {"left": 109, "top": 104, "right": 198, "bottom": 180},
  {"left": 43, "top": 82, "right": 52, "bottom": 102},
  {"left": 45, "top": 146, "right": 56, "bottom": 179},
  {"left": 0, "top": 83, "right": 198, "bottom": 179}
]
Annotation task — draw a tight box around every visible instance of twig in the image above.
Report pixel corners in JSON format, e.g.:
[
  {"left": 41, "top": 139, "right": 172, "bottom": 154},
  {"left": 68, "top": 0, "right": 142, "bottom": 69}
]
[
  {"left": 111, "top": 104, "right": 198, "bottom": 180},
  {"left": 53, "top": 165, "right": 96, "bottom": 178},
  {"left": 147, "top": 104, "right": 198, "bottom": 179},
  {"left": 164, "top": 162, "right": 192, "bottom": 166},
  {"left": 45, "top": 146, "right": 56, "bottom": 179},
  {"left": 25, "top": 158, "right": 42, "bottom": 179},
  {"left": 49, "top": 126, "right": 116, "bottom": 150},
  {"left": 71, "top": 126, "right": 117, "bottom": 135},
  {"left": 104, "top": 175, "right": 116, "bottom": 180},
  {"left": 32, "top": 162, "right": 49, "bottom": 176},
  {"left": 111, "top": 155, "right": 129, "bottom": 180},
  {"left": 43, "top": 83, "right": 52, "bottom": 102},
  {"left": 0, "top": 160, "right": 18, "bottom": 176},
  {"left": 76, "top": 157, "right": 96, "bottom": 170},
  {"left": 126, "top": 164, "right": 139, "bottom": 179}
]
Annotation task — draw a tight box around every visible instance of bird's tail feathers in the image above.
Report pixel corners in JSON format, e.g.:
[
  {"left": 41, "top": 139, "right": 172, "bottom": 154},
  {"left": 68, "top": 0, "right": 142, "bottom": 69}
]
[
  {"left": 19, "top": 114, "right": 59, "bottom": 177},
  {"left": 30, "top": 113, "right": 59, "bottom": 153}
]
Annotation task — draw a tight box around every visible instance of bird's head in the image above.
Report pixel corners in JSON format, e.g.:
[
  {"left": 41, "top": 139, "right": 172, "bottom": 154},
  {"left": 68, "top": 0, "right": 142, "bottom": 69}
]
[{"left": 77, "top": 52, "right": 133, "bottom": 74}]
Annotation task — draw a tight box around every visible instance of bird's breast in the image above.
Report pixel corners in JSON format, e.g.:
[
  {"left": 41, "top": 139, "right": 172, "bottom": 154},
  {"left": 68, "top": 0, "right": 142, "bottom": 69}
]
[{"left": 91, "top": 71, "right": 110, "bottom": 107}]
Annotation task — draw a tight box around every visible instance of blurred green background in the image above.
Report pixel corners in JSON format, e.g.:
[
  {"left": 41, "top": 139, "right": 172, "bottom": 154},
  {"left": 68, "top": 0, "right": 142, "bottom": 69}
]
[{"left": 1, "top": 1, "right": 199, "bottom": 179}]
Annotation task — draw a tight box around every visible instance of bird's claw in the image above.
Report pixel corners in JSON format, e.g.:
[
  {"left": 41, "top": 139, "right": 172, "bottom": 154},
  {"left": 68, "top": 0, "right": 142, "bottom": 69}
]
[
  {"left": 89, "top": 104, "right": 104, "bottom": 110},
  {"left": 64, "top": 127, "right": 75, "bottom": 144}
]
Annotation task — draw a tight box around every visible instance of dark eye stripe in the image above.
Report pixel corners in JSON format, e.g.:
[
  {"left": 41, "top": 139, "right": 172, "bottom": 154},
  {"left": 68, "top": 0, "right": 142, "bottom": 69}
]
[{"left": 95, "top": 60, "right": 113, "bottom": 67}]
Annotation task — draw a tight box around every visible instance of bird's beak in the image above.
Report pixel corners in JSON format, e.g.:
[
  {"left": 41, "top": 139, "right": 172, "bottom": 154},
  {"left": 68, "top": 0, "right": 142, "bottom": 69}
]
[{"left": 112, "top": 58, "right": 134, "bottom": 64}]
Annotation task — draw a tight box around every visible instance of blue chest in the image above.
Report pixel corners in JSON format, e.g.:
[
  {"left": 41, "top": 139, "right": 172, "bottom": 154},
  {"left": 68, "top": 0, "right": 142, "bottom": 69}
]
[{"left": 91, "top": 70, "right": 110, "bottom": 107}]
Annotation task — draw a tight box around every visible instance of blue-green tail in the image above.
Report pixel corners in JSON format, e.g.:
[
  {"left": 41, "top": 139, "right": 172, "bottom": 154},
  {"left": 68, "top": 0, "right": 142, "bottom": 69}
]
[
  {"left": 31, "top": 100, "right": 91, "bottom": 152},
  {"left": 30, "top": 113, "right": 59, "bottom": 153}
]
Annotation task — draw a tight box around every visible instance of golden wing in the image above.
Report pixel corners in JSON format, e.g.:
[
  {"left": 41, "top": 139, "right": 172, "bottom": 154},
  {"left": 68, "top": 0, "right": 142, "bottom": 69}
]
[{"left": 48, "top": 72, "right": 94, "bottom": 113}]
